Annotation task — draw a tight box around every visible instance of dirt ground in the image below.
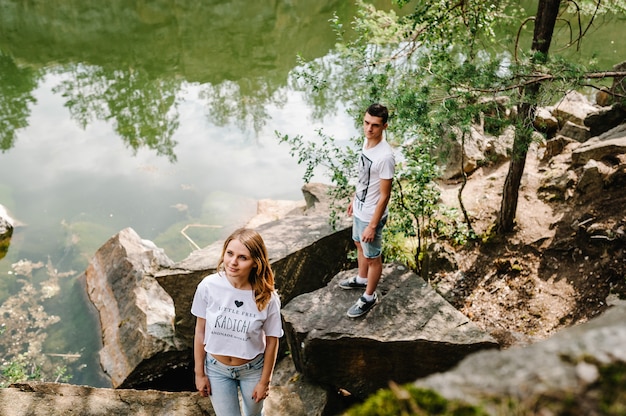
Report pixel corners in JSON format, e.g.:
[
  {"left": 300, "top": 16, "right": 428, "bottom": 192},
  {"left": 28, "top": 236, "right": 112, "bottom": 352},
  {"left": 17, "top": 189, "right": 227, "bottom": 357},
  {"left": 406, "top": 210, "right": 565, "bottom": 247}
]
[{"left": 433, "top": 144, "right": 626, "bottom": 348}]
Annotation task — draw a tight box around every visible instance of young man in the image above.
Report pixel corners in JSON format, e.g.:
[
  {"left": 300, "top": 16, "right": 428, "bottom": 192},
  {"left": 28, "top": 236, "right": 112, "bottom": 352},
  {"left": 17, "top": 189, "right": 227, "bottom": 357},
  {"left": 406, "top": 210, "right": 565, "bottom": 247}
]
[{"left": 339, "top": 103, "right": 395, "bottom": 318}]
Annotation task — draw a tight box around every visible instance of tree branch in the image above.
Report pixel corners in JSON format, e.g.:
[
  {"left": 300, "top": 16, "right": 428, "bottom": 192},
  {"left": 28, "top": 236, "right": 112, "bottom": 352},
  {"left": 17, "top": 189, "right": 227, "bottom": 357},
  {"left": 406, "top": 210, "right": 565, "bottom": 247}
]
[{"left": 473, "top": 70, "right": 626, "bottom": 94}]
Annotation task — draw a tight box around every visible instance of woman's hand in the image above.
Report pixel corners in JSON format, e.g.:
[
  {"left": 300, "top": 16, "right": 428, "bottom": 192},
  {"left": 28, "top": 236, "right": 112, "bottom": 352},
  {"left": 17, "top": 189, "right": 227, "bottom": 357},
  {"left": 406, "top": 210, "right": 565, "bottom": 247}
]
[
  {"left": 253, "top": 337, "right": 278, "bottom": 402},
  {"left": 252, "top": 380, "right": 270, "bottom": 403},
  {"left": 193, "top": 318, "right": 210, "bottom": 397},
  {"left": 195, "top": 373, "right": 211, "bottom": 397}
]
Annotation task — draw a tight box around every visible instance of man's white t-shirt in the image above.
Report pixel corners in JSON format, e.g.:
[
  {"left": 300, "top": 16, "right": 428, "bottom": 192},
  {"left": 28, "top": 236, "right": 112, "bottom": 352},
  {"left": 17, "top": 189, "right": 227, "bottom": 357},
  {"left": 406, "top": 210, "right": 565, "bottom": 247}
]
[
  {"left": 191, "top": 272, "right": 283, "bottom": 359},
  {"left": 353, "top": 139, "right": 395, "bottom": 222}
]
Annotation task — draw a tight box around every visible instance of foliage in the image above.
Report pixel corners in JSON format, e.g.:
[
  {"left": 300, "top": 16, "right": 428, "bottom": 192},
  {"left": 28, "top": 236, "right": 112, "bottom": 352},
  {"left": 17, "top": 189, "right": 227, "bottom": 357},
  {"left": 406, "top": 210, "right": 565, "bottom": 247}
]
[
  {"left": 0, "top": 353, "right": 72, "bottom": 388},
  {"left": 0, "top": 354, "right": 42, "bottom": 387},
  {"left": 282, "top": 0, "right": 515, "bottom": 271},
  {"left": 53, "top": 365, "right": 73, "bottom": 384},
  {"left": 344, "top": 382, "right": 488, "bottom": 416},
  {"left": 280, "top": 0, "right": 626, "bottom": 271},
  {"left": 382, "top": 229, "right": 418, "bottom": 270},
  {"left": 598, "top": 361, "right": 626, "bottom": 415},
  {"left": 277, "top": 128, "right": 359, "bottom": 229},
  {"left": 432, "top": 207, "right": 476, "bottom": 246}
]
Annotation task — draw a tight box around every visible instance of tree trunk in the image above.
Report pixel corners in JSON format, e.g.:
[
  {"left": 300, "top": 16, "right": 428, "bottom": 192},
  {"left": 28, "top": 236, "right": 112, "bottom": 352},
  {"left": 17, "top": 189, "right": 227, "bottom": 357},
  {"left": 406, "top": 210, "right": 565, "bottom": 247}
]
[{"left": 496, "top": 0, "right": 561, "bottom": 234}]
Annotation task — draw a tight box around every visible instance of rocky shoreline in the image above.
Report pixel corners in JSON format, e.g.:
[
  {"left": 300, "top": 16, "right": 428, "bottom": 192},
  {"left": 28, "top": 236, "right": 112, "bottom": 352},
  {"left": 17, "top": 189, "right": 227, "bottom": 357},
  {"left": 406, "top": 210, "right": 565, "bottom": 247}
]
[{"left": 1, "top": 87, "right": 626, "bottom": 414}]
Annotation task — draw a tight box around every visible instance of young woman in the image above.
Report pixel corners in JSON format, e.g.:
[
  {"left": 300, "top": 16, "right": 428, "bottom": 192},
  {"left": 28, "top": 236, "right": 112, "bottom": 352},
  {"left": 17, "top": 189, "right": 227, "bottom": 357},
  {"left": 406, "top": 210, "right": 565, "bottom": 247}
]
[{"left": 192, "top": 228, "right": 283, "bottom": 416}]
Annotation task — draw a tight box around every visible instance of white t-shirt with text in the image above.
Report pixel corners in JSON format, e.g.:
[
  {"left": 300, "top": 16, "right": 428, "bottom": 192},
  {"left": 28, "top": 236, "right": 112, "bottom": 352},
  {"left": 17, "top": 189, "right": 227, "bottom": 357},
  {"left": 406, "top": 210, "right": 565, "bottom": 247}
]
[
  {"left": 352, "top": 139, "right": 395, "bottom": 222},
  {"left": 191, "top": 272, "right": 283, "bottom": 360}
]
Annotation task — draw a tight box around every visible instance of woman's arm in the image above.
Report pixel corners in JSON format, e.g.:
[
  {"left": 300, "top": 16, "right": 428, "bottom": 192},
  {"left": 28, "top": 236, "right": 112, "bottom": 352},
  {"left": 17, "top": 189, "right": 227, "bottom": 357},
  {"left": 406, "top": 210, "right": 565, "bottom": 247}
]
[
  {"left": 194, "top": 317, "right": 210, "bottom": 397},
  {"left": 252, "top": 336, "right": 279, "bottom": 402}
]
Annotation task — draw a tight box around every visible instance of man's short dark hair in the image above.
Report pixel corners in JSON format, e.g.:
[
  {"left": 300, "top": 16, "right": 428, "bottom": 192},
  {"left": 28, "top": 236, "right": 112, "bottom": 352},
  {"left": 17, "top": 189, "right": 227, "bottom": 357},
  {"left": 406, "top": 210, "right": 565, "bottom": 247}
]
[{"left": 366, "top": 103, "right": 389, "bottom": 124}]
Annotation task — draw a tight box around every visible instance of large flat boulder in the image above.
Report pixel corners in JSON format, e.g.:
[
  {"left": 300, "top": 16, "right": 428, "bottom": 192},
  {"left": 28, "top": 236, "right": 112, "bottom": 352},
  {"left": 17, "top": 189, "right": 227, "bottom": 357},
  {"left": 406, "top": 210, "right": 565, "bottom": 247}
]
[
  {"left": 281, "top": 264, "right": 499, "bottom": 399},
  {"left": 0, "top": 383, "right": 215, "bottom": 416}
]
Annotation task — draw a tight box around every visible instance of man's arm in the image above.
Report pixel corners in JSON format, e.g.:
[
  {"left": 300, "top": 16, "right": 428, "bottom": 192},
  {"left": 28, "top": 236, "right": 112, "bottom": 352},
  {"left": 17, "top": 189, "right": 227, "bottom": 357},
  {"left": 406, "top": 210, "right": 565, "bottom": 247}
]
[{"left": 347, "top": 194, "right": 355, "bottom": 216}]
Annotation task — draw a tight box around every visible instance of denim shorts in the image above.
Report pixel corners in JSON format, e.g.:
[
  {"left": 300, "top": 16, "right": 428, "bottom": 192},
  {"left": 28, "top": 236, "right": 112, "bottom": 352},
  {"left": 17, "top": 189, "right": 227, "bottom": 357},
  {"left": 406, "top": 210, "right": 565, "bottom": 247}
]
[
  {"left": 205, "top": 354, "right": 265, "bottom": 416},
  {"left": 352, "top": 216, "right": 387, "bottom": 258}
]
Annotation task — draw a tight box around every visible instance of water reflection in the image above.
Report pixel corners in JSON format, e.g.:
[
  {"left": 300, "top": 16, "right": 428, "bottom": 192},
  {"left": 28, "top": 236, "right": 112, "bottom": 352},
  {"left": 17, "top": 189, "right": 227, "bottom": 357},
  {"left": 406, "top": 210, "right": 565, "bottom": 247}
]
[
  {"left": 52, "top": 64, "right": 182, "bottom": 162},
  {"left": 200, "top": 79, "right": 288, "bottom": 136},
  {"left": 0, "top": 51, "right": 39, "bottom": 151},
  {"left": 0, "top": 0, "right": 366, "bottom": 155},
  {"left": 0, "top": 0, "right": 382, "bottom": 387}
]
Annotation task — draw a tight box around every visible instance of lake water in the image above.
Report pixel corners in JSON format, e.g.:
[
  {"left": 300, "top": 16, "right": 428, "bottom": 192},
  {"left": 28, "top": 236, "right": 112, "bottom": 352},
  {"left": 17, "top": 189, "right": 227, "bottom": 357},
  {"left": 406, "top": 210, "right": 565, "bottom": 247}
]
[
  {"left": 1, "top": 0, "right": 624, "bottom": 388},
  {"left": 0, "top": 0, "right": 379, "bottom": 387}
]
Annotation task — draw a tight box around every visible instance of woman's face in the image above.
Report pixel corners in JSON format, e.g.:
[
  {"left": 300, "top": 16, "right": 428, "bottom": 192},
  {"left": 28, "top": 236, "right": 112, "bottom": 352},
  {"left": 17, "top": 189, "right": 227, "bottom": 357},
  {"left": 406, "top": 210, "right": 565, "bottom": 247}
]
[{"left": 223, "top": 238, "right": 256, "bottom": 281}]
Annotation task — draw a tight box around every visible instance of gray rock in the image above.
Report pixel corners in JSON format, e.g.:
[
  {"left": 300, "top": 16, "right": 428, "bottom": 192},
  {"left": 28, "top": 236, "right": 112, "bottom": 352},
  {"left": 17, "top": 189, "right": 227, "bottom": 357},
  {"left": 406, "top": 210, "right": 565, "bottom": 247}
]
[
  {"left": 414, "top": 304, "right": 626, "bottom": 415},
  {"left": 575, "top": 159, "right": 614, "bottom": 201},
  {"left": 542, "top": 134, "right": 579, "bottom": 160},
  {"left": 301, "top": 182, "right": 334, "bottom": 213},
  {"left": 267, "top": 354, "right": 330, "bottom": 416},
  {"left": 558, "top": 120, "right": 591, "bottom": 143},
  {"left": 538, "top": 164, "right": 578, "bottom": 201},
  {"left": 282, "top": 264, "right": 499, "bottom": 399},
  {"left": 82, "top": 228, "right": 182, "bottom": 389},
  {"left": 585, "top": 103, "right": 626, "bottom": 137},
  {"left": 571, "top": 123, "right": 626, "bottom": 166},
  {"left": 439, "top": 125, "right": 513, "bottom": 180},
  {"left": 0, "top": 216, "right": 12, "bottom": 239},
  {"left": 552, "top": 90, "right": 599, "bottom": 127},
  {"left": 1, "top": 358, "right": 330, "bottom": 416},
  {"left": 0, "top": 383, "right": 215, "bottom": 416},
  {"left": 534, "top": 106, "right": 559, "bottom": 135},
  {"left": 540, "top": 122, "right": 626, "bottom": 203}
]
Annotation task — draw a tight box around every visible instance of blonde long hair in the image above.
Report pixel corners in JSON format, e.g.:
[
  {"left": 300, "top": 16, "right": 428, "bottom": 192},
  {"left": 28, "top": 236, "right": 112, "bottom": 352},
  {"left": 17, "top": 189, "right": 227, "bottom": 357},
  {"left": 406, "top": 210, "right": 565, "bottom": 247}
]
[{"left": 217, "top": 228, "right": 275, "bottom": 311}]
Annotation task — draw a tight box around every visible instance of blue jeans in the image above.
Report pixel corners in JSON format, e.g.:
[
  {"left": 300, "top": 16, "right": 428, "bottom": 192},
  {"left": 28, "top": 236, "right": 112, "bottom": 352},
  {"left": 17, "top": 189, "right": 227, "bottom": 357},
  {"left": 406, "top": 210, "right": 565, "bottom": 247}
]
[
  {"left": 205, "top": 354, "right": 265, "bottom": 416},
  {"left": 352, "top": 216, "right": 387, "bottom": 258}
]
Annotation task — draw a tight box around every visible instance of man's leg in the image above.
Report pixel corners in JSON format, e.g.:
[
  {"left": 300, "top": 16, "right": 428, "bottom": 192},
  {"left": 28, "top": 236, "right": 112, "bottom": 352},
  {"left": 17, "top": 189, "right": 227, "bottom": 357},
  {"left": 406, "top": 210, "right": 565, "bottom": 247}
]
[
  {"left": 355, "top": 241, "right": 369, "bottom": 282},
  {"left": 339, "top": 232, "right": 370, "bottom": 290},
  {"left": 347, "top": 243, "right": 383, "bottom": 318},
  {"left": 364, "top": 255, "right": 382, "bottom": 296},
  {"left": 346, "top": 217, "right": 386, "bottom": 317}
]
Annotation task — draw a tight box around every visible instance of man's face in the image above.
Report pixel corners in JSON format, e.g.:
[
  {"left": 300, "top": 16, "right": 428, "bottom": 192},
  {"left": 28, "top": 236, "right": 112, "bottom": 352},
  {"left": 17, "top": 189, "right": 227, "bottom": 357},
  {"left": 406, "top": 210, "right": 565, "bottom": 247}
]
[{"left": 363, "top": 112, "right": 387, "bottom": 142}]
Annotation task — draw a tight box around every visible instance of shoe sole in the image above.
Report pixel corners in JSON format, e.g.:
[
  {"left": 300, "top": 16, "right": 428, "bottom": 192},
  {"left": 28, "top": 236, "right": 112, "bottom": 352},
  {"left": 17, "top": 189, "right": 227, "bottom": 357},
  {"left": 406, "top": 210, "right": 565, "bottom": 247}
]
[{"left": 338, "top": 284, "right": 367, "bottom": 290}]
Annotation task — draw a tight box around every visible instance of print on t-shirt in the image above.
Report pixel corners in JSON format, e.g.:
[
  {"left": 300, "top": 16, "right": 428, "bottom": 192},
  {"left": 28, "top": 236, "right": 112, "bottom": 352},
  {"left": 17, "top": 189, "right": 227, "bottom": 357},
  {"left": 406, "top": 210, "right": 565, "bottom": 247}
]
[
  {"left": 212, "top": 300, "right": 255, "bottom": 342},
  {"left": 356, "top": 153, "right": 372, "bottom": 210}
]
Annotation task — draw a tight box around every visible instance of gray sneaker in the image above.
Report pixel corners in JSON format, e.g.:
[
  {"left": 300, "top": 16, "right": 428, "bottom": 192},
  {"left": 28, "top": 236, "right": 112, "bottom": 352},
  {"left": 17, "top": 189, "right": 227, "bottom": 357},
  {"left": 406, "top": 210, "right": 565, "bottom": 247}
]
[
  {"left": 347, "top": 292, "right": 378, "bottom": 318},
  {"left": 338, "top": 276, "right": 367, "bottom": 290}
]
